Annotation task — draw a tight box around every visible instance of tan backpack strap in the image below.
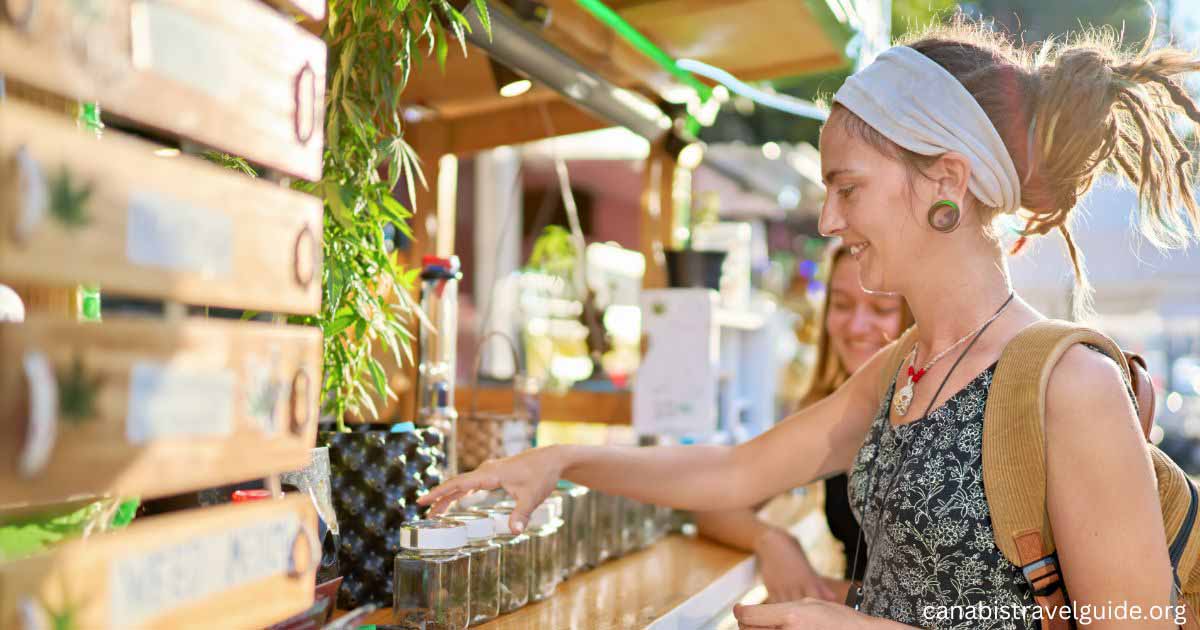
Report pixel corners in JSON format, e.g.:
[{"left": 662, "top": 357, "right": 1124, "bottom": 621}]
[
  {"left": 983, "top": 320, "right": 1131, "bottom": 628},
  {"left": 878, "top": 325, "right": 919, "bottom": 403}
]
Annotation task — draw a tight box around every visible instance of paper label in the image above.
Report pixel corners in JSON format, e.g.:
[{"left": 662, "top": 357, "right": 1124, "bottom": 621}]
[
  {"left": 109, "top": 515, "right": 299, "bottom": 628},
  {"left": 127, "top": 191, "right": 233, "bottom": 278},
  {"left": 130, "top": 1, "right": 237, "bottom": 104},
  {"left": 127, "top": 361, "right": 234, "bottom": 444}
]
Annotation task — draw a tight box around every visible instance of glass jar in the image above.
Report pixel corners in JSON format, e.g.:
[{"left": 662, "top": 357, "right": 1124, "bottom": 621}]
[
  {"left": 393, "top": 519, "right": 470, "bottom": 630},
  {"left": 528, "top": 498, "right": 563, "bottom": 602},
  {"left": 639, "top": 501, "right": 660, "bottom": 547},
  {"left": 442, "top": 511, "right": 500, "bottom": 626},
  {"left": 656, "top": 504, "right": 674, "bottom": 538},
  {"left": 589, "top": 491, "right": 619, "bottom": 565},
  {"left": 417, "top": 255, "right": 462, "bottom": 475},
  {"left": 619, "top": 496, "right": 643, "bottom": 555},
  {"left": 554, "top": 482, "right": 590, "bottom": 577},
  {"left": 485, "top": 507, "right": 532, "bottom": 613}
]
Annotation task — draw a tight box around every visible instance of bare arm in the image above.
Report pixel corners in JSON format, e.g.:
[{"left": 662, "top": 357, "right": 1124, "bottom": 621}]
[
  {"left": 693, "top": 506, "right": 771, "bottom": 552},
  {"left": 421, "top": 339, "right": 897, "bottom": 529},
  {"left": 557, "top": 342, "right": 892, "bottom": 511},
  {"left": 1046, "top": 346, "right": 1176, "bottom": 629}
]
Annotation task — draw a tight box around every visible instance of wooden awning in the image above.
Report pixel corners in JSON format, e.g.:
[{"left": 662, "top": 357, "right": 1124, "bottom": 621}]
[{"left": 401, "top": 0, "right": 857, "bottom": 153}]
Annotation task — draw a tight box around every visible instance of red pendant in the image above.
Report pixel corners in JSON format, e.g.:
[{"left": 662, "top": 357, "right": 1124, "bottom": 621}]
[{"left": 907, "top": 365, "right": 927, "bottom": 383}]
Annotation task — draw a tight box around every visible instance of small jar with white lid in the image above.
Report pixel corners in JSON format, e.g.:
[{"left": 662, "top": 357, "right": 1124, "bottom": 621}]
[
  {"left": 485, "top": 506, "right": 532, "bottom": 613},
  {"left": 528, "top": 496, "right": 563, "bottom": 602},
  {"left": 442, "top": 510, "right": 500, "bottom": 625},
  {"left": 393, "top": 519, "right": 470, "bottom": 630}
]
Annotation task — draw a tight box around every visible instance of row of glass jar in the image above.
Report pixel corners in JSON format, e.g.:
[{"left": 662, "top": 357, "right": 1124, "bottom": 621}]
[
  {"left": 393, "top": 498, "right": 563, "bottom": 629},
  {"left": 393, "top": 484, "right": 674, "bottom": 629}
]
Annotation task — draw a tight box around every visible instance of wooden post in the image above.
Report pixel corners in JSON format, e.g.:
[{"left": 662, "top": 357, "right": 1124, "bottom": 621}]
[{"left": 640, "top": 141, "right": 677, "bottom": 289}]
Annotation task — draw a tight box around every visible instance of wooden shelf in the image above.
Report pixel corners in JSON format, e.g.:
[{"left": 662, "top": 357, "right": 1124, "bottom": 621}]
[
  {"left": 0, "top": 100, "right": 323, "bottom": 315},
  {"left": 0, "top": 0, "right": 327, "bottom": 181},
  {"left": 349, "top": 534, "right": 750, "bottom": 629},
  {"left": 0, "top": 496, "right": 318, "bottom": 630},
  {"left": 0, "top": 317, "right": 321, "bottom": 504}
]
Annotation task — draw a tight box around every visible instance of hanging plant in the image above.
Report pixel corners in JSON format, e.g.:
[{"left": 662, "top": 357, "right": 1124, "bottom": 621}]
[
  {"left": 283, "top": 0, "right": 491, "bottom": 431},
  {"left": 527, "top": 225, "right": 578, "bottom": 280}
]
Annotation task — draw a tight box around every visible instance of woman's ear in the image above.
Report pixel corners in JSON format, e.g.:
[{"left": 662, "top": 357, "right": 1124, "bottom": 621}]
[{"left": 928, "top": 152, "right": 972, "bottom": 202}]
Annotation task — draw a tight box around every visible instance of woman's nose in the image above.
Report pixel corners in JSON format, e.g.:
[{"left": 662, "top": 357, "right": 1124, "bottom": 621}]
[
  {"left": 818, "top": 199, "right": 846, "bottom": 237},
  {"left": 848, "top": 308, "right": 875, "bottom": 335}
]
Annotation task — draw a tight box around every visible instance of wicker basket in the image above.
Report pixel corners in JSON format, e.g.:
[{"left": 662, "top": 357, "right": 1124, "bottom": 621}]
[{"left": 456, "top": 332, "right": 536, "bottom": 472}]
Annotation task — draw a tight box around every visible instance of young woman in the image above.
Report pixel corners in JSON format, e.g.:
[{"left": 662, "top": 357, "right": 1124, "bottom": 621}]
[
  {"left": 422, "top": 21, "right": 1200, "bottom": 628},
  {"left": 692, "top": 245, "right": 912, "bottom": 604}
]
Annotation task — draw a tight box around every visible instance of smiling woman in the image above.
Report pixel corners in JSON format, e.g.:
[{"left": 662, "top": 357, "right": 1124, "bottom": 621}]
[{"left": 418, "top": 16, "right": 1200, "bottom": 630}]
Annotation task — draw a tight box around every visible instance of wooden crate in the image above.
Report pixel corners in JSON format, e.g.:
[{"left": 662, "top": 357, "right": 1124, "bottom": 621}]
[
  {"left": 0, "top": 317, "right": 321, "bottom": 504},
  {"left": 0, "top": 495, "right": 318, "bottom": 630},
  {"left": 0, "top": 0, "right": 326, "bottom": 181},
  {"left": 0, "top": 100, "right": 322, "bottom": 315}
]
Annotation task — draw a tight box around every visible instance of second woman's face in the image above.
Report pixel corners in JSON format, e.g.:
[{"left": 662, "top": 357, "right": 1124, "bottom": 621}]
[{"left": 826, "top": 256, "right": 905, "bottom": 374}]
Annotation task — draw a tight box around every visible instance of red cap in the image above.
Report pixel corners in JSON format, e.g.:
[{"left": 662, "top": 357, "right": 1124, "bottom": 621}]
[
  {"left": 232, "top": 489, "right": 273, "bottom": 503},
  {"left": 422, "top": 255, "right": 453, "bottom": 268}
]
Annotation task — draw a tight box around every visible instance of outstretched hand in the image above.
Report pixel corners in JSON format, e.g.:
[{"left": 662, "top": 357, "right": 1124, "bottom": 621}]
[{"left": 417, "top": 445, "right": 566, "bottom": 533}]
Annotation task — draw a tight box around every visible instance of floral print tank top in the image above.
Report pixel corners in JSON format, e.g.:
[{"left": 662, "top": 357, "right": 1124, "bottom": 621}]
[{"left": 847, "top": 363, "right": 1039, "bottom": 629}]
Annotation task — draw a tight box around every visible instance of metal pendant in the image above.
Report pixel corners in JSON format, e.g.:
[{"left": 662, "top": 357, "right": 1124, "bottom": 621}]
[
  {"left": 845, "top": 582, "right": 864, "bottom": 609},
  {"left": 893, "top": 379, "right": 915, "bottom": 417}
]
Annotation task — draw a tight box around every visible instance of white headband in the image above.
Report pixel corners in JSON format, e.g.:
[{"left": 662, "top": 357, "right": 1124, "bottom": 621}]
[{"left": 833, "top": 46, "right": 1021, "bottom": 214}]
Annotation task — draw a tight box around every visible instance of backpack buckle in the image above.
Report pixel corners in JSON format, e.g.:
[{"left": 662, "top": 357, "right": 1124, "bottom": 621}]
[{"left": 1022, "top": 555, "right": 1064, "bottom": 597}]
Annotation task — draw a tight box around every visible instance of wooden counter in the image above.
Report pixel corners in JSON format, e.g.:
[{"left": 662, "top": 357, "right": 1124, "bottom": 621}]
[{"left": 352, "top": 534, "right": 752, "bottom": 629}]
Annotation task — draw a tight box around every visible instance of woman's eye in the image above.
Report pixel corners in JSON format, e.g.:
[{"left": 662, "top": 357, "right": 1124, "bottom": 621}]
[{"left": 838, "top": 186, "right": 856, "bottom": 198}]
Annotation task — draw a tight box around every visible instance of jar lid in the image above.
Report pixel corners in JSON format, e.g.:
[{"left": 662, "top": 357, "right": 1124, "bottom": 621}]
[
  {"left": 400, "top": 519, "right": 468, "bottom": 550},
  {"left": 442, "top": 511, "right": 493, "bottom": 541},
  {"left": 484, "top": 507, "right": 521, "bottom": 535},
  {"left": 528, "top": 498, "right": 561, "bottom": 529}
]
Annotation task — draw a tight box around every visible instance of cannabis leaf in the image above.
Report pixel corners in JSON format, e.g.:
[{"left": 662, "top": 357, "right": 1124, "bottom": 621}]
[
  {"left": 48, "top": 167, "right": 92, "bottom": 229},
  {"left": 57, "top": 355, "right": 102, "bottom": 425}
]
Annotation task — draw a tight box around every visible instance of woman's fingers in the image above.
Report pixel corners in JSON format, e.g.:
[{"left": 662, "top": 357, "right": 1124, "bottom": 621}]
[
  {"left": 733, "top": 602, "right": 795, "bottom": 626},
  {"left": 417, "top": 471, "right": 498, "bottom": 508}
]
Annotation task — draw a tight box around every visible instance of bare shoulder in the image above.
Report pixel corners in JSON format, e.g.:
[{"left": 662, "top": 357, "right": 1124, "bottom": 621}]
[{"left": 1044, "top": 344, "right": 1136, "bottom": 433}]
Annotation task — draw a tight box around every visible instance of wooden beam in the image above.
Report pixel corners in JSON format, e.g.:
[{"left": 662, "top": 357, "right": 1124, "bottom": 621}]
[
  {"left": 424, "top": 98, "right": 610, "bottom": 157},
  {"left": 457, "top": 386, "right": 631, "bottom": 425},
  {"left": 640, "top": 141, "right": 676, "bottom": 290},
  {"left": 538, "top": 0, "right": 675, "bottom": 96},
  {"left": 731, "top": 54, "right": 848, "bottom": 83}
]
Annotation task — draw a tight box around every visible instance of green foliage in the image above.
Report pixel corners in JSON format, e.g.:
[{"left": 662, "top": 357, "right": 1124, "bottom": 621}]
[
  {"left": 48, "top": 167, "right": 92, "bottom": 228},
  {"left": 891, "top": 0, "right": 957, "bottom": 38},
  {"left": 202, "top": 151, "right": 258, "bottom": 177},
  {"left": 297, "top": 0, "right": 487, "bottom": 430},
  {"left": 0, "top": 501, "right": 106, "bottom": 561},
  {"left": 527, "top": 225, "right": 577, "bottom": 278},
  {"left": 57, "top": 355, "right": 102, "bottom": 425}
]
